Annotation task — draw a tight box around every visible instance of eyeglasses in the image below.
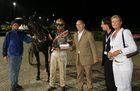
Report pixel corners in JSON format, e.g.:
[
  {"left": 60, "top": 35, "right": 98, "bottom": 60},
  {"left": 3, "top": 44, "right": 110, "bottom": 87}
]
[{"left": 56, "top": 24, "right": 65, "bottom": 27}]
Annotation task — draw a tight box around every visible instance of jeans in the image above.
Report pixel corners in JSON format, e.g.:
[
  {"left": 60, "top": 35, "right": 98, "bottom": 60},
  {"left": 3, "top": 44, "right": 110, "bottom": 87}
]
[{"left": 8, "top": 56, "right": 22, "bottom": 87}]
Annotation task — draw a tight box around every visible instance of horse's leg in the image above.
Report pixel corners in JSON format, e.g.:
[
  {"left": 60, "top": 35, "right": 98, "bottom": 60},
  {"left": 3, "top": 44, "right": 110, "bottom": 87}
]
[
  {"left": 34, "top": 51, "right": 41, "bottom": 80},
  {"left": 43, "top": 50, "right": 50, "bottom": 82}
]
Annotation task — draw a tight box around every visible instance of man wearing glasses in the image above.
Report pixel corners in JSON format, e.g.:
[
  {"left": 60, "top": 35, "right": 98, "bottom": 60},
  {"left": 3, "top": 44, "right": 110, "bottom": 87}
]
[{"left": 48, "top": 18, "right": 72, "bottom": 91}]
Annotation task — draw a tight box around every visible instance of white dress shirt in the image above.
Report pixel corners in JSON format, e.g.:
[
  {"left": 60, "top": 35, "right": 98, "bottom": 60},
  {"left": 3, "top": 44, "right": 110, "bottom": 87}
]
[{"left": 78, "top": 30, "right": 84, "bottom": 42}]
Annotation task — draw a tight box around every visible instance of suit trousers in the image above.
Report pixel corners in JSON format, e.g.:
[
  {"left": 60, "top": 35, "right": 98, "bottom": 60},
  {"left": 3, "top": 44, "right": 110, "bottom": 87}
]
[
  {"left": 76, "top": 61, "right": 93, "bottom": 90},
  {"left": 49, "top": 50, "right": 67, "bottom": 87},
  {"left": 104, "top": 56, "right": 117, "bottom": 91}
]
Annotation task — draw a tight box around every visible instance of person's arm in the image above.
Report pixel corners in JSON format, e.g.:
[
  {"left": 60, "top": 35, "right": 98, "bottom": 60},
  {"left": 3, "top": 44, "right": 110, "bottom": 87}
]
[
  {"left": 121, "top": 29, "right": 137, "bottom": 55},
  {"left": 70, "top": 32, "right": 76, "bottom": 51},
  {"left": 2, "top": 32, "right": 10, "bottom": 63},
  {"left": 3, "top": 32, "right": 10, "bottom": 57},
  {"left": 88, "top": 32, "right": 98, "bottom": 64},
  {"left": 23, "top": 33, "right": 32, "bottom": 43},
  {"left": 101, "top": 33, "right": 106, "bottom": 66},
  {"left": 66, "top": 31, "right": 73, "bottom": 45}
]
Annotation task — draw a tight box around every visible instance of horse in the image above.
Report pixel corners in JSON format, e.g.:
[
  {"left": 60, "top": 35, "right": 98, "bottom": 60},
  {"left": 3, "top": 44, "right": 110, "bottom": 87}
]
[{"left": 26, "top": 15, "right": 52, "bottom": 81}]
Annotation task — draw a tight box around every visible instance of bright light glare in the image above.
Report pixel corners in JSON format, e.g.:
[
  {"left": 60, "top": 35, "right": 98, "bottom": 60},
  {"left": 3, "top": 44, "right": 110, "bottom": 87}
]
[{"left": 13, "top": 2, "right": 16, "bottom": 6}]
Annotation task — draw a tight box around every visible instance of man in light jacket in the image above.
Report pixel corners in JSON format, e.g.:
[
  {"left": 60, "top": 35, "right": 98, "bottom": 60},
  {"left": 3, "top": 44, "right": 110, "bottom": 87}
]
[{"left": 73, "top": 20, "right": 98, "bottom": 91}]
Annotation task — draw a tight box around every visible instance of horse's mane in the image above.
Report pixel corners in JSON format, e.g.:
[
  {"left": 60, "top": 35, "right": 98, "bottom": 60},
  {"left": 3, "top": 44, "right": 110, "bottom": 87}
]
[{"left": 28, "top": 16, "right": 50, "bottom": 43}]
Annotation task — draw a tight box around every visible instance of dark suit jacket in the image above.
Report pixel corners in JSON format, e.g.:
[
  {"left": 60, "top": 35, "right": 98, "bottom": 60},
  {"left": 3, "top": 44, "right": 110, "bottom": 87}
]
[{"left": 101, "top": 31, "right": 113, "bottom": 66}]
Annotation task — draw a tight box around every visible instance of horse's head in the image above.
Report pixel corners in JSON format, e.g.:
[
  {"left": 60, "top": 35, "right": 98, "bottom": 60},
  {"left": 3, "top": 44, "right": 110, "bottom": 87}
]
[{"left": 27, "top": 14, "right": 51, "bottom": 43}]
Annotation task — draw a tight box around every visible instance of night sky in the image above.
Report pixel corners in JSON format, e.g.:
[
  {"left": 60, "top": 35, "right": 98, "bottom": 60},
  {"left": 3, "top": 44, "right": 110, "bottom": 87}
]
[{"left": 0, "top": 0, "right": 139, "bottom": 29}]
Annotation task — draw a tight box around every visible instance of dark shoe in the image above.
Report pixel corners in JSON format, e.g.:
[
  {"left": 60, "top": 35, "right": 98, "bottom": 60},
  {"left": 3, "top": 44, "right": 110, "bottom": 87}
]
[
  {"left": 10, "top": 87, "right": 17, "bottom": 91},
  {"left": 61, "top": 86, "right": 66, "bottom": 91},
  {"left": 47, "top": 86, "right": 56, "bottom": 91},
  {"left": 88, "top": 88, "right": 93, "bottom": 91},
  {"left": 16, "top": 84, "right": 23, "bottom": 89}
]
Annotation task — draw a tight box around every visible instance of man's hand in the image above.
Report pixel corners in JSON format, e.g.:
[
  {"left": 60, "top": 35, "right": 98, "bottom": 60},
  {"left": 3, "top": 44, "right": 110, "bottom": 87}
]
[{"left": 3, "top": 56, "right": 8, "bottom": 64}]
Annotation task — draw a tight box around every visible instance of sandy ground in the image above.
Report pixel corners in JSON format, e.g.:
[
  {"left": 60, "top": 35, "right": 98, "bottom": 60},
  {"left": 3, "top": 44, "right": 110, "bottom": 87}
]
[{"left": 0, "top": 36, "right": 140, "bottom": 91}]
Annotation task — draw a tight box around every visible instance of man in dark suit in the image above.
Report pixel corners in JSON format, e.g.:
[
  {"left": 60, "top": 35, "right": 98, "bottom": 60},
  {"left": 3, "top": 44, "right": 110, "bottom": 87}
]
[{"left": 73, "top": 20, "right": 98, "bottom": 91}]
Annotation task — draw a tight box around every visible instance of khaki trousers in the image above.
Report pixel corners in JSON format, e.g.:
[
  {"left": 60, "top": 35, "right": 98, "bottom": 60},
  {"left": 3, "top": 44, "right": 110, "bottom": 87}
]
[
  {"left": 76, "top": 63, "right": 93, "bottom": 90},
  {"left": 49, "top": 50, "right": 67, "bottom": 87}
]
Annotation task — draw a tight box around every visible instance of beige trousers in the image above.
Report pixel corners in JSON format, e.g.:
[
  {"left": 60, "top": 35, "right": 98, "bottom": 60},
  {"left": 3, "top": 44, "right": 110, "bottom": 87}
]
[{"left": 49, "top": 50, "right": 67, "bottom": 87}]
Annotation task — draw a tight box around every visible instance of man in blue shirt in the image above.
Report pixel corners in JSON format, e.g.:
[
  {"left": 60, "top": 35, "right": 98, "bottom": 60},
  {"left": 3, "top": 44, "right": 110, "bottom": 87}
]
[{"left": 2, "top": 19, "right": 32, "bottom": 91}]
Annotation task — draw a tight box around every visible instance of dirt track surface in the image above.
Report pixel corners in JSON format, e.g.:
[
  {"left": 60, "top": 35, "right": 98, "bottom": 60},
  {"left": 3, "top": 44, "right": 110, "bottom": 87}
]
[{"left": 0, "top": 37, "right": 140, "bottom": 91}]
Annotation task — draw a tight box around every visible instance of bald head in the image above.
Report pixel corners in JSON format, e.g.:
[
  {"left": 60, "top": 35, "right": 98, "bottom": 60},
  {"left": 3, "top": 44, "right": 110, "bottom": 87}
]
[{"left": 76, "top": 20, "right": 85, "bottom": 31}]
